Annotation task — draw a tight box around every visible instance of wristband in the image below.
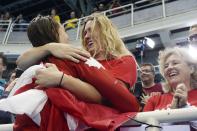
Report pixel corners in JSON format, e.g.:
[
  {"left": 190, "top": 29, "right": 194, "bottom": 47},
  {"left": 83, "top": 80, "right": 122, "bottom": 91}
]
[{"left": 59, "top": 72, "right": 64, "bottom": 87}]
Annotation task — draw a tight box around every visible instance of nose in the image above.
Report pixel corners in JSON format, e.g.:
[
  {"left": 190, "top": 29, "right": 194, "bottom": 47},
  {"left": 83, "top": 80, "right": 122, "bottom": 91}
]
[
  {"left": 85, "top": 31, "right": 90, "bottom": 40},
  {"left": 165, "top": 63, "right": 174, "bottom": 74},
  {"left": 167, "top": 63, "right": 174, "bottom": 69}
]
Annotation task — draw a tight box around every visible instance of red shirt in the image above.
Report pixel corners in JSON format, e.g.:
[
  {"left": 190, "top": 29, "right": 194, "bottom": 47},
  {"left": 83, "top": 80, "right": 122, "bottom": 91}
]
[
  {"left": 144, "top": 89, "right": 197, "bottom": 111},
  {"left": 14, "top": 56, "right": 139, "bottom": 131},
  {"left": 143, "top": 83, "right": 163, "bottom": 95}
]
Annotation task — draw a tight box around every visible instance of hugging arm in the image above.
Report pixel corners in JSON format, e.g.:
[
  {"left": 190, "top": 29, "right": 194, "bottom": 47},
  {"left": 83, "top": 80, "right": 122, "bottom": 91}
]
[
  {"left": 35, "top": 63, "right": 102, "bottom": 103},
  {"left": 16, "top": 43, "right": 90, "bottom": 70}
]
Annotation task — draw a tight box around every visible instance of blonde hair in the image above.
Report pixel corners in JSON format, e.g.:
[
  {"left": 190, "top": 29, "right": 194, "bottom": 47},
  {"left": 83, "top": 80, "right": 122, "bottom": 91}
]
[
  {"left": 81, "top": 13, "right": 130, "bottom": 59},
  {"left": 158, "top": 47, "right": 197, "bottom": 92}
]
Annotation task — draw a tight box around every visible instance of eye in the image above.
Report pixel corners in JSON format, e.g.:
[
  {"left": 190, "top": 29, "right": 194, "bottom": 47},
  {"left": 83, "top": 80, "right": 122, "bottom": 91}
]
[
  {"left": 172, "top": 61, "right": 179, "bottom": 65},
  {"left": 164, "top": 64, "right": 168, "bottom": 69},
  {"left": 83, "top": 31, "right": 87, "bottom": 36}
]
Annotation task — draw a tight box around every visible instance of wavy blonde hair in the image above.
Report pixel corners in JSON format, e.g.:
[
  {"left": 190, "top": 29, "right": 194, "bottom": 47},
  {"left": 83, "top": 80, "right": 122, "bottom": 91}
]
[
  {"left": 158, "top": 47, "right": 197, "bottom": 93},
  {"left": 81, "top": 13, "right": 131, "bottom": 59}
]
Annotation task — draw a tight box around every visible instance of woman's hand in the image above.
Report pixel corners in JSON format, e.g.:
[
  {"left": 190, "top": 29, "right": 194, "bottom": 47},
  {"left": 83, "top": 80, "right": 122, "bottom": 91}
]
[
  {"left": 35, "top": 63, "right": 63, "bottom": 88},
  {"left": 47, "top": 43, "right": 90, "bottom": 63},
  {"left": 17, "top": 43, "right": 91, "bottom": 70},
  {"left": 170, "top": 83, "right": 188, "bottom": 109}
]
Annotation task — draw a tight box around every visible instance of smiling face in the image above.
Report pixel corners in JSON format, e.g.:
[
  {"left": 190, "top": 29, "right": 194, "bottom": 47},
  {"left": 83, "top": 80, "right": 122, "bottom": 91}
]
[
  {"left": 83, "top": 20, "right": 102, "bottom": 58},
  {"left": 163, "top": 54, "right": 191, "bottom": 90},
  {"left": 140, "top": 65, "right": 154, "bottom": 84}
]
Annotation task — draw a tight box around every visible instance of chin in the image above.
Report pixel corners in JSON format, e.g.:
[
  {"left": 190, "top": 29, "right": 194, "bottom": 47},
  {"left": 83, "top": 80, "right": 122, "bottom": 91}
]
[{"left": 168, "top": 81, "right": 180, "bottom": 89}]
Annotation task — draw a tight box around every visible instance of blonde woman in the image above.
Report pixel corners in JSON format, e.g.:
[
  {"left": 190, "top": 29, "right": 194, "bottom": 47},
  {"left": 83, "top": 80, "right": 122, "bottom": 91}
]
[{"left": 144, "top": 47, "right": 197, "bottom": 111}]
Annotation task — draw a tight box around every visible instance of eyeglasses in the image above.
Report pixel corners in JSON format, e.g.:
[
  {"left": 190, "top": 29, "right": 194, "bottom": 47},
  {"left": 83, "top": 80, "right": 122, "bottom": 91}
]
[
  {"left": 140, "top": 69, "right": 153, "bottom": 74},
  {"left": 188, "top": 34, "right": 197, "bottom": 42}
]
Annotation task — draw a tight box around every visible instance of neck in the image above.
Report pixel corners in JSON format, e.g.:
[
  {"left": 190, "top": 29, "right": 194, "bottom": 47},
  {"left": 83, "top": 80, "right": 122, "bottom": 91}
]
[{"left": 142, "top": 81, "right": 155, "bottom": 88}]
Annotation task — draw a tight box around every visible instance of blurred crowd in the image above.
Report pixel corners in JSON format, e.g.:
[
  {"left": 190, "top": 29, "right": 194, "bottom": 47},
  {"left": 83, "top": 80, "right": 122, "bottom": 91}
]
[{"left": 0, "top": 0, "right": 165, "bottom": 31}]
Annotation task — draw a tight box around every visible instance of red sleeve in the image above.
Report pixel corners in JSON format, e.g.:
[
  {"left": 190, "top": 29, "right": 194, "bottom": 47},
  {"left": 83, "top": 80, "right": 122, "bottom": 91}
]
[
  {"left": 47, "top": 56, "right": 139, "bottom": 112},
  {"left": 109, "top": 56, "right": 137, "bottom": 88},
  {"left": 72, "top": 59, "right": 139, "bottom": 112}
]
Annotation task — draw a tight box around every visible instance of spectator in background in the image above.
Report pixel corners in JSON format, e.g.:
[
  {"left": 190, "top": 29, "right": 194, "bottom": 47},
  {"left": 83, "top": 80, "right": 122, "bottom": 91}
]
[
  {"left": 0, "top": 13, "right": 4, "bottom": 31},
  {"left": 134, "top": 63, "right": 163, "bottom": 110},
  {"left": 188, "top": 24, "right": 197, "bottom": 88},
  {"left": 189, "top": 24, "right": 197, "bottom": 45},
  {"left": 0, "top": 53, "right": 7, "bottom": 95},
  {"left": 144, "top": 47, "right": 197, "bottom": 110},
  {"left": 51, "top": 8, "right": 60, "bottom": 23},
  {"left": 109, "top": 0, "right": 124, "bottom": 14},
  {"left": 3, "top": 11, "right": 12, "bottom": 21},
  {"left": 98, "top": 3, "right": 106, "bottom": 12},
  {"left": 15, "top": 14, "right": 27, "bottom": 31},
  {"left": 144, "top": 47, "right": 197, "bottom": 130},
  {"left": 1, "top": 11, "right": 12, "bottom": 31},
  {"left": 0, "top": 54, "right": 13, "bottom": 124},
  {"left": 0, "top": 13, "right": 4, "bottom": 20},
  {"left": 65, "top": 11, "right": 78, "bottom": 30},
  {"left": 0, "top": 72, "right": 18, "bottom": 124}
]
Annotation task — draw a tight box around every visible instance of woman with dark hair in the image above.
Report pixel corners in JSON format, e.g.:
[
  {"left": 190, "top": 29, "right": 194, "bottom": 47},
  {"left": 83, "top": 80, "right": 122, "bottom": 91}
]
[{"left": 11, "top": 14, "right": 139, "bottom": 130}]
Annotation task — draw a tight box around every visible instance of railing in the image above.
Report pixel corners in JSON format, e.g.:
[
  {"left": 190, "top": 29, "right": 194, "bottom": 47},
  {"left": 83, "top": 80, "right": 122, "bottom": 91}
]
[
  {"left": 0, "top": 0, "right": 197, "bottom": 44},
  {"left": 0, "top": 108, "right": 197, "bottom": 131},
  {"left": 122, "top": 107, "right": 197, "bottom": 131},
  {"left": 0, "top": 20, "right": 12, "bottom": 44}
]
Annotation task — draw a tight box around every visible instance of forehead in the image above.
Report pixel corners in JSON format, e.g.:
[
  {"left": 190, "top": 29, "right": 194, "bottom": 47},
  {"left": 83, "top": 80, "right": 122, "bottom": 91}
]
[
  {"left": 165, "top": 53, "right": 181, "bottom": 62},
  {"left": 84, "top": 20, "right": 93, "bottom": 30}
]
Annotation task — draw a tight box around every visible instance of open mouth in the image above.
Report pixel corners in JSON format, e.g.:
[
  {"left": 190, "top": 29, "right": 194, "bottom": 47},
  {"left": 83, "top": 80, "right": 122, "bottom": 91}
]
[
  {"left": 167, "top": 71, "right": 178, "bottom": 78},
  {"left": 87, "top": 40, "right": 94, "bottom": 48}
]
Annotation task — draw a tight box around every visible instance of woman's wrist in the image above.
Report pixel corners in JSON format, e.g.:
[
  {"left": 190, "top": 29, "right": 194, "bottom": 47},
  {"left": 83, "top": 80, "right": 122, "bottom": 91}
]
[
  {"left": 44, "top": 43, "right": 55, "bottom": 55},
  {"left": 59, "top": 72, "right": 64, "bottom": 87}
]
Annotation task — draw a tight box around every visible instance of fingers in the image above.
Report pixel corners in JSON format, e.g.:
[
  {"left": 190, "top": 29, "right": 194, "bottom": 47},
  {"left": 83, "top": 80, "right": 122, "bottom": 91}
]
[
  {"left": 176, "top": 83, "right": 187, "bottom": 91},
  {"left": 173, "top": 83, "right": 188, "bottom": 107},
  {"left": 71, "top": 53, "right": 89, "bottom": 61},
  {"left": 65, "top": 55, "right": 80, "bottom": 63},
  {"left": 75, "top": 48, "right": 91, "bottom": 57}
]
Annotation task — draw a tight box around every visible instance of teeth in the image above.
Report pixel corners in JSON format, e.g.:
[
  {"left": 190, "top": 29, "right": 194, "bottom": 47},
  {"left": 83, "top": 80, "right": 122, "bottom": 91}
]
[{"left": 168, "top": 72, "right": 177, "bottom": 77}]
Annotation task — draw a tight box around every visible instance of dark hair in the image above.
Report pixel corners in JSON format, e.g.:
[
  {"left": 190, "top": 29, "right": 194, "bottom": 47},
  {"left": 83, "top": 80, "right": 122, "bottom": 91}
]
[
  {"left": 0, "top": 53, "right": 7, "bottom": 66},
  {"left": 27, "top": 16, "right": 60, "bottom": 47}
]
